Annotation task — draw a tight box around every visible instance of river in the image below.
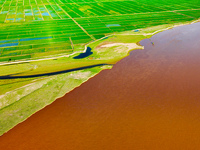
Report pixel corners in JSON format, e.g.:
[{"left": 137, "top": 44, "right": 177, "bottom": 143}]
[{"left": 1, "top": 22, "right": 200, "bottom": 149}]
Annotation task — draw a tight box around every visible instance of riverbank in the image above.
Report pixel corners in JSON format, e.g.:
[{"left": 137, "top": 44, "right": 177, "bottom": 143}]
[
  {"left": 1, "top": 20, "right": 200, "bottom": 149},
  {"left": 0, "top": 19, "right": 199, "bottom": 136}
]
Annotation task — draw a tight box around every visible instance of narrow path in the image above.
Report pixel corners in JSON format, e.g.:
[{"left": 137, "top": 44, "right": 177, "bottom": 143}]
[{"left": 0, "top": 50, "right": 84, "bottom": 66}]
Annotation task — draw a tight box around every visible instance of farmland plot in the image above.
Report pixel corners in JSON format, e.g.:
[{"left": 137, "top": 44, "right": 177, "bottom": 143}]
[{"left": 0, "top": 0, "right": 199, "bottom": 62}]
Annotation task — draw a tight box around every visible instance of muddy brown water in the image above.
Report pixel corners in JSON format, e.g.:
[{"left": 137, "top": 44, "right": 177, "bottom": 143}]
[{"left": 1, "top": 22, "right": 200, "bottom": 150}]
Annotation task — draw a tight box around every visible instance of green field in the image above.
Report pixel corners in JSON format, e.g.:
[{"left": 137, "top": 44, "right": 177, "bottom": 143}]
[{"left": 0, "top": 0, "right": 200, "bottom": 62}]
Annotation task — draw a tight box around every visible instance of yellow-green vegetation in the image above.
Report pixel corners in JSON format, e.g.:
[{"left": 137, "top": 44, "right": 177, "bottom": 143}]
[{"left": 0, "top": 65, "right": 112, "bottom": 135}]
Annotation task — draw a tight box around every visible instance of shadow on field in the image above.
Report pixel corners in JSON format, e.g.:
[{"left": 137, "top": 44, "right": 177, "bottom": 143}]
[{"left": 0, "top": 64, "right": 108, "bottom": 79}]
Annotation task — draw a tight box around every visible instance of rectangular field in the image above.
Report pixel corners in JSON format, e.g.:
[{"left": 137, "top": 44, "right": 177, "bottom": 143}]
[{"left": 0, "top": 0, "right": 200, "bottom": 62}]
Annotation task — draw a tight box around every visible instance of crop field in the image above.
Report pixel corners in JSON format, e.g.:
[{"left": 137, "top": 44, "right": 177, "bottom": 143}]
[{"left": 0, "top": 0, "right": 200, "bottom": 62}]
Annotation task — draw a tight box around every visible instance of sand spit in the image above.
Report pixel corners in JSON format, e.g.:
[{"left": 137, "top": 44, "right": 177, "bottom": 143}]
[{"left": 100, "top": 43, "right": 144, "bottom": 52}]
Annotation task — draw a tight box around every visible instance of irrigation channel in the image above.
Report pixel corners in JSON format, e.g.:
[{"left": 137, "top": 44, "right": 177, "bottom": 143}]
[{"left": 1, "top": 22, "right": 200, "bottom": 149}]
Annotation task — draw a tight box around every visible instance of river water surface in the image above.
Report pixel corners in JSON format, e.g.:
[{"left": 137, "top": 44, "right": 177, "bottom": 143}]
[{"left": 1, "top": 22, "right": 200, "bottom": 150}]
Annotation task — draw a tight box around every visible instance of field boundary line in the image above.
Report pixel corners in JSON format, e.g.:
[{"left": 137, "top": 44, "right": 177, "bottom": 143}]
[
  {"left": 44, "top": 5, "right": 53, "bottom": 19},
  {"left": 57, "top": 4, "right": 96, "bottom": 40},
  {"left": 49, "top": 3, "right": 62, "bottom": 19}
]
